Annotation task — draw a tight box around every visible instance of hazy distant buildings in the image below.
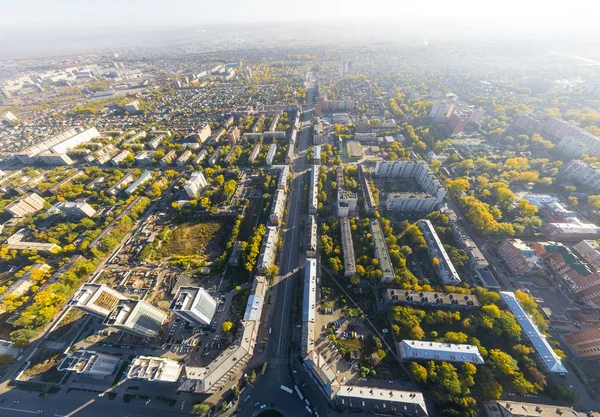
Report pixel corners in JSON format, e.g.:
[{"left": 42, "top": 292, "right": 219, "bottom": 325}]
[
  {"left": 125, "top": 100, "right": 140, "bottom": 113},
  {"left": 562, "top": 160, "right": 600, "bottom": 192}
]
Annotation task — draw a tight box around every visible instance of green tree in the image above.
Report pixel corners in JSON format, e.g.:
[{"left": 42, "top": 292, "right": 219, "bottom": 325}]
[{"left": 409, "top": 362, "right": 428, "bottom": 383}]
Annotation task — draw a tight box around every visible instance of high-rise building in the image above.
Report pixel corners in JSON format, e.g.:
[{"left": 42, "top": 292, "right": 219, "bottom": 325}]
[
  {"left": 103, "top": 300, "right": 167, "bottom": 338},
  {"left": 226, "top": 126, "right": 240, "bottom": 144},
  {"left": 184, "top": 171, "right": 208, "bottom": 199},
  {"left": 429, "top": 101, "right": 455, "bottom": 123},
  {"left": 169, "top": 287, "right": 217, "bottom": 327}
]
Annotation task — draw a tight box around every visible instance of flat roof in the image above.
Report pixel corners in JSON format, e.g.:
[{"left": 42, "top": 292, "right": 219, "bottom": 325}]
[
  {"left": 399, "top": 340, "right": 484, "bottom": 364},
  {"left": 385, "top": 289, "right": 479, "bottom": 307},
  {"left": 336, "top": 385, "right": 427, "bottom": 416},
  {"left": 500, "top": 291, "right": 567, "bottom": 373}
]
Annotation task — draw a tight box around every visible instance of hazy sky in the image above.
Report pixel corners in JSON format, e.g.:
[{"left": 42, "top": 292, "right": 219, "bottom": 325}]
[{"left": 4, "top": 0, "right": 599, "bottom": 30}]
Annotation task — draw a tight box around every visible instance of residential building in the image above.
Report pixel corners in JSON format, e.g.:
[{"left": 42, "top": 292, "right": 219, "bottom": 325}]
[
  {"left": 384, "top": 289, "right": 480, "bottom": 309},
  {"left": 248, "top": 144, "right": 260, "bottom": 164},
  {"left": 0, "top": 264, "right": 51, "bottom": 310},
  {"left": 374, "top": 161, "right": 446, "bottom": 203},
  {"left": 314, "top": 145, "right": 321, "bottom": 165},
  {"left": 354, "top": 132, "right": 377, "bottom": 142},
  {"left": 429, "top": 101, "right": 455, "bottom": 123},
  {"left": 308, "top": 215, "right": 318, "bottom": 257},
  {"left": 447, "top": 109, "right": 470, "bottom": 136},
  {"left": 573, "top": 240, "right": 600, "bottom": 271},
  {"left": 169, "top": 287, "right": 217, "bottom": 327},
  {"left": 340, "top": 217, "right": 356, "bottom": 277},
  {"left": 337, "top": 190, "right": 358, "bottom": 217},
  {"left": 226, "top": 126, "right": 240, "bottom": 144},
  {"left": 197, "top": 123, "right": 212, "bottom": 144},
  {"left": 17, "top": 127, "right": 100, "bottom": 164},
  {"left": 208, "top": 147, "right": 221, "bottom": 167},
  {"left": 497, "top": 239, "right": 537, "bottom": 275},
  {"left": 2, "top": 110, "right": 18, "bottom": 125},
  {"left": 500, "top": 292, "right": 568, "bottom": 373},
  {"left": 176, "top": 150, "right": 192, "bottom": 167},
  {"left": 399, "top": 340, "right": 485, "bottom": 365},
  {"left": 125, "top": 100, "right": 140, "bottom": 112},
  {"left": 127, "top": 356, "right": 182, "bottom": 383},
  {"left": 302, "top": 258, "right": 317, "bottom": 357},
  {"left": 111, "top": 150, "right": 131, "bottom": 166},
  {"left": 418, "top": 220, "right": 461, "bottom": 285},
  {"left": 147, "top": 134, "right": 165, "bottom": 150},
  {"left": 386, "top": 193, "right": 438, "bottom": 213},
  {"left": 58, "top": 350, "right": 120, "bottom": 379},
  {"left": 4, "top": 192, "right": 45, "bottom": 217},
  {"left": 69, "top": 283, "right": 127, "bottom": 318},
  {"left": 274, "top": 165, "right": 289, "bottom": 190},
  {"left": 125, "top": 171, "right": 152, "bottom": 195},
  {"left": 334, "top": 386, "right": 428, "bottom": 416},
  {"left": 134, "top": 151, "right": 154, "bottom": 165},
  {"left": 266, "top": 143, "right": 277, "bottom": 166},
  {"left": 193, "top": 149, "right": 208, "bottom": 166},
  {"left": 309, "top": 165, "right": 319, "bottom": 215},
  {"left": 108, "top": 171, "right": 135, "bottom": 196},
  {"left": 269, "top": 189, "right": 286, "bottom": 226},
  {"left": 562, "top": 159, "right": 600, "bottom": 192},
  {"left": 303, "top": 351, "right": 339, "bottom": 398},
  {"left": 483, "top": 401, "right": 599, "bottom": 417},
  {"left": 358, "top": 165, "right": 376, "bottom": 214},
  {"left": 57, "top": 202, "right": 96, "bottom": 218},
  {"left": 7, "top": 242, "right": 60, "bottom": 254},
  {"left": 369, "top": 219, "right": 395, "bottom": 283},
  {"left": 256, "top": 226, "right": 279, "bottom": 273},
  {"left": 184, "top": 171, "right": 208, "bottom": 199},
  {"left": 313, "top": 119, "right": 331, "bottom": 145},
  {"left": 541, "top": 117, "right": 600, "bottom": 157},
  {"left": 565, "top": 328, "right": 600, "bottom": 359},
  {"left": 103, "top": 300, "right": 167, "bottom": 339}
]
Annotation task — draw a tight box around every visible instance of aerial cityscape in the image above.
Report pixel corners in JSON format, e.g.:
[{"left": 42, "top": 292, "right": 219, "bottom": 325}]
[{"left": 1, "top": 2, "right": 600, "bottom": 417}]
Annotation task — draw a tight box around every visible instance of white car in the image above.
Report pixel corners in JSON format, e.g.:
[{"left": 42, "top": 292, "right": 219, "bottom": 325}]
[{"left": 260, "top": 404, "right": 267, "bottom": 409}]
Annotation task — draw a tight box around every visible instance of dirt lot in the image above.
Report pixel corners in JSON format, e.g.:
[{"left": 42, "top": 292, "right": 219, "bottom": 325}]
[{"left": 157, "top": 220, "right": 232, "bottom": 262}]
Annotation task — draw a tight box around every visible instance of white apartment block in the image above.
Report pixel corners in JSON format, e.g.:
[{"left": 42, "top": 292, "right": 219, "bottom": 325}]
[
  {"left": 177, "top": 150, "right": 193, "bottom": 167},
  {"left": 562, "top": 160, "right": 600, "bottom": 191},
  {"left": 111, "top": 150, "right": 131, "bottom": 166},
  {"left": 4, "top": 193, "right": 45, "bottom": 217},
  {"left": 309, "top": 165, "right": 319, "bottom": 215},
  {"left": 266, "top": 143, "right": 277, "bottom": 166},
  {"left": 125, "top": 171, "right": 152, "bottom": 195},
  {"left": 374, "top": 161, "right": 446, "bottom": 202},
  {"left": 386, "top": 193, "right": 438, "bottom": 213},
  {"left": 57, "top": 202, "right": 96, "bottom": 218},
  {"left": 184, "top": 171, "right": 208, "bottom": 199}
]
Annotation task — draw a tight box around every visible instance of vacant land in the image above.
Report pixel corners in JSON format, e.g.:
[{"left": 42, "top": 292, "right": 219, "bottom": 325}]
[{"left": 157, "top": 220, "right": 232, "bottom": 263}]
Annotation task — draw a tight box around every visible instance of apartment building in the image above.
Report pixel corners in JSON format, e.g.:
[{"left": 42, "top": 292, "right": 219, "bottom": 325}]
[
  {"left": 57, "top": 202, "right": 96, "bottom": 218},
  {"left": 184, "top": 171, "right": 208, "bottom": 199},
  {"left": 302, "top": 258, "right": 317, "bottom": 357},
  {"left": 369, "top": 219, "right": 395, "bottom": 283},
  {"left": 374, "top": 161, "right": 446, "bottom": 203},
  {"left": 418, "top": 220, "right": 461, "bottom": 285},
  {"left": 269, "top": 189, "right": 286, "bottom": 226},
  {"left": 256, "top": 226, "right": 279, "bottom": 273},
  {"left": 565, "top": 328, "right": 600, "bottom": 359},
  {"left": 562, "top": 159, "right": 600, "bottom": 192},
  {"left": 340, "top": 217, "right": 356, "bottom": 277},
  {"left": 573, "top": 240, "right": 600, "bottom": 271},
  {"left": 4, "top": 192, "right": 45, "bottom": 217},
  {"left": 125, "top": 171, "right": 153, "bottom": 196},
  {"left": 309, "top": 165, "right": 319, "bottom": 215}
]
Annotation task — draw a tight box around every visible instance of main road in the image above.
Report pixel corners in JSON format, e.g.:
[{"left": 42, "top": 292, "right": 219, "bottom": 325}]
[{"left": 236, "top": 76, "right": 317, "bottom": 417}]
